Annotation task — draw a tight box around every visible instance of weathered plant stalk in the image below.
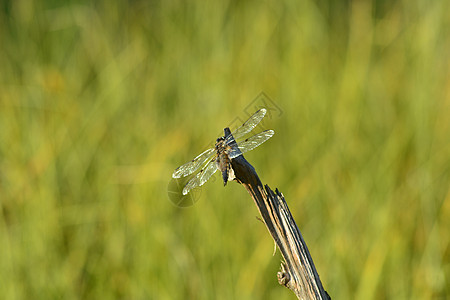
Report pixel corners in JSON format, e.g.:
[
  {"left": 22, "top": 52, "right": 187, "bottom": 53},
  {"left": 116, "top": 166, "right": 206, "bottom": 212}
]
[{"left": 231, "top": 154, "right": 331, "bottom": 300}]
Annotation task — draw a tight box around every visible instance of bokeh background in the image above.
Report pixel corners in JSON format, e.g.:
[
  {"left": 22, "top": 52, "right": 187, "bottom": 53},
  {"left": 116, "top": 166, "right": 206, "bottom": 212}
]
[{"left": 1, "top": 0, "right": 449, "bottom": 299}]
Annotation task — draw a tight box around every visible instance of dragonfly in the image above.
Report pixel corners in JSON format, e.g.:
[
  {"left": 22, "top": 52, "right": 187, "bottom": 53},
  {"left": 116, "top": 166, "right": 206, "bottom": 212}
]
[{"left": 172, "top": 108, "right": 274, "bottom": 195}]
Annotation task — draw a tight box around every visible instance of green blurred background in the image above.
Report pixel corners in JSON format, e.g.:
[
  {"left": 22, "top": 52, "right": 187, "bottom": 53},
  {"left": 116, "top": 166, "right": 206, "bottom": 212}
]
[{"left": 1, "top": 0, "right": 449, "bottom": 299}]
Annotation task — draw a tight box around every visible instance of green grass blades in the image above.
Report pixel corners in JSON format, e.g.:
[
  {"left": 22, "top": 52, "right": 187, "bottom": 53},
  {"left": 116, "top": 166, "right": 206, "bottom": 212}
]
[{"left": 0, "top": 0, "right": 449, "bottom": 299}]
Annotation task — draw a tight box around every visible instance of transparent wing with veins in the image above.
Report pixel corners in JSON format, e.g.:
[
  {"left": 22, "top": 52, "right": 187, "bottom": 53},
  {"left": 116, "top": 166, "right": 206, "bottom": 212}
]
[
  {"left": 172, "top": 148, "right": 215, "bottom": 178},
  {"left": 226, "top": 108, "right": 267, "bottom": 143},
  {"left": 172, "top": 107, "right": 274, "bottom": 195},
  {"left": 182, "top": 157, "right": 218, "bottom": 195},
  {"left": 228, "top": 129, "right": 275, "bottom": 159}
]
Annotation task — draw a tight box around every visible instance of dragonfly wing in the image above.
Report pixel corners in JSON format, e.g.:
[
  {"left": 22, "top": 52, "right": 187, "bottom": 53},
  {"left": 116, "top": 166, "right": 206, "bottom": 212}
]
[
  {"left": 228, "top": 130, "right": 274, "bottom": 159},
  {"left": 182, "top": 157, "right": 218, "bottom": 195},
  {"left": 228, "top": 108, "right": 267, "bottom": 142},
  {"left": 172, "top": 148, "right": 215, "bottom": 178}
]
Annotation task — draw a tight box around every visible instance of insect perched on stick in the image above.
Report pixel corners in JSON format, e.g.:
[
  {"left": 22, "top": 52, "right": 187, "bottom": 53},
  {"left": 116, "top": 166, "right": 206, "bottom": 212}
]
[{"left": 172, "top": 108, "right": 274, "bottom": 195}]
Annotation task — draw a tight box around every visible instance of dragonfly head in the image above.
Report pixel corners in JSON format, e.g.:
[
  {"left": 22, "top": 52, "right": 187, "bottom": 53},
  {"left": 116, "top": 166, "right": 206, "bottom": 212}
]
[{"left": 215, "top": 136, "right": 225, "bottom": 151}]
